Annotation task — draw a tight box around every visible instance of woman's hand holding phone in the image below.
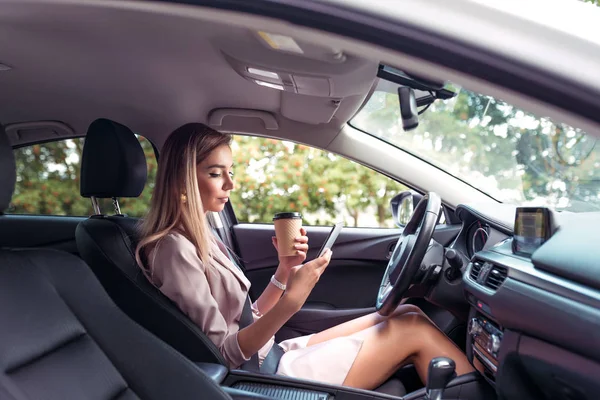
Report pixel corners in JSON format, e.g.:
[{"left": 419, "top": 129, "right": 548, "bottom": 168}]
[{"left": 281, "top": 249, "right": 332, "bottom": 312}]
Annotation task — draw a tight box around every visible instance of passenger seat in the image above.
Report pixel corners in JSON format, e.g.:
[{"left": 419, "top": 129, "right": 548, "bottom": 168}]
[{"left": 0, "top": 124, "right": 235, "bottom": 400}]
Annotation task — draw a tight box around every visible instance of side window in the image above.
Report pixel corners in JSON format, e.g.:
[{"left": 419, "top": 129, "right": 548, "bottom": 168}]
[
  {"left": 8, "top": 136, "right": 157, "bottom": 217},
  {"left": 230, "top": 136, "right": 409, "bottom": 228}
]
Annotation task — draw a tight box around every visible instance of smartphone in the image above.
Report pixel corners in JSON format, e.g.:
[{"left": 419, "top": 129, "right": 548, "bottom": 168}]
[{"left": 315, "top": 222, "right": 344, "bottom": 259}]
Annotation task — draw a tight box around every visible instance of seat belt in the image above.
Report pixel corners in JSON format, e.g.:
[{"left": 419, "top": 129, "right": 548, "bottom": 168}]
[
  {"left": 260, "top": 343, "right": 285, "bottom": 374},
  {"left": 238, "top": 297, "right": 261, "bottom": 372},
  {"left": 211, "top": 229, "right": 259, "bottom": 371},
  {"left": 212, "top": 211, "right": 246, "bottom": 272},
  {"left": 212, "top": 230, "right": 283, "bottom": 374}
]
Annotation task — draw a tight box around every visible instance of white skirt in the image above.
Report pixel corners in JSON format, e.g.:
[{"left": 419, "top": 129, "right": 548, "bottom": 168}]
[{"left": 275, "top": 333, "right": 364, "bottom": 386}]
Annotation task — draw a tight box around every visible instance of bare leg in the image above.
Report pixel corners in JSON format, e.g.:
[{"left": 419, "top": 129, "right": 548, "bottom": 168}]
[
  {"left": 341, "top": 312, "right": 473, "bottom": 390},
  {"left": 307, "top": 304, "right": 425, "bottom": 346}
]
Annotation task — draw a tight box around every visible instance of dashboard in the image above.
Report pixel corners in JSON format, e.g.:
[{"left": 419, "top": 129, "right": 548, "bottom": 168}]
[
  {"left": 452, "top": 203, "right": 600, "bottom": 400},
  {"left": 461, "top": 220, "right": 507, "bottom": 260}
]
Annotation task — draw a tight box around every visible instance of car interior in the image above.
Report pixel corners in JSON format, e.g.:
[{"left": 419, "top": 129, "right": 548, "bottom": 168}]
[{"left": 1, "top": 1, "right": 600, "bottom": 400}]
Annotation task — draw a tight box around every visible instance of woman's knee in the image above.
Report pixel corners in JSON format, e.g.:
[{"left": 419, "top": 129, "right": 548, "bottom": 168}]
[
  {"left": 376, "top": 312, "right": 436, "bottom": 353},
  {"left": 392, "top": 304, "right": 425, "bottom": 318},
  {"left": 388, "top": 310, "right": 428, "bottom": 329}
]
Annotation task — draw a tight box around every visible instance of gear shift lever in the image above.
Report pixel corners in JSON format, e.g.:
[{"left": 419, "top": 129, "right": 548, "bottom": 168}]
[{"left": 426, "top": 357, "right": 456, "bottom": 400}]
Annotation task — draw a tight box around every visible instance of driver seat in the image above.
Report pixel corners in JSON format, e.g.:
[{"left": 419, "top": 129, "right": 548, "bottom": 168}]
[
  {"left": 75, "top": 118, "right": 227, "bottom": 366},
  {"left": 74, "top": 119, "right": 407, "bottom": 396}
]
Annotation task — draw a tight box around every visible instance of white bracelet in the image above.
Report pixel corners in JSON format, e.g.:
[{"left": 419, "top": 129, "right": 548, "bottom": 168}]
[{"left": 270, "top": 275, "right": 287, "bottom": 291}]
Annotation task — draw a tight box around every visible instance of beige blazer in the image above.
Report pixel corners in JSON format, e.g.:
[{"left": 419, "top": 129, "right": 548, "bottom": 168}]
[
  {"left": 147, "top": 231, "right": 272, "bottom": 368},
  {"left": 144, "top": 231, "right": 364, "bottom": 386}
]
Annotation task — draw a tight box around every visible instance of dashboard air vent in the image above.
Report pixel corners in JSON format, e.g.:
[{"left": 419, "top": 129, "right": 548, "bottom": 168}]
[
  {"left": 469, "top": 261, "right": 484, "bottom": 281},
  {"left": 485, "top": 265, "right": 508, "bottom": 290}
]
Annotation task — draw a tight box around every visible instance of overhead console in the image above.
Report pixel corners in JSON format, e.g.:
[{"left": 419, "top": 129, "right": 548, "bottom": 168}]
[{"left": 215, "top": 30, "right": 378, "bottom": 125}]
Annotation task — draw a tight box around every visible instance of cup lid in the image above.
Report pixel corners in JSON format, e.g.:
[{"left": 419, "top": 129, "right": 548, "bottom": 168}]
[{"left": 273, "top": 212, "right": 302, "bottom": 220}]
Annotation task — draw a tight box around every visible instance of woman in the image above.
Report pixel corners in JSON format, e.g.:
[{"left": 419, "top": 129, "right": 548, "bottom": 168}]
[{"left": 135, "top": 123, "right": 473, "bottom": 389}]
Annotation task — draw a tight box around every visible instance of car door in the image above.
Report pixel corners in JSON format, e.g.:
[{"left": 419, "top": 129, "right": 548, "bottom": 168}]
[
  {"left": 0, "top": 136, "right": 157, "bottom": 254},
  {"left": 226, "top": 135, "right": 461, "bottom": 341}
]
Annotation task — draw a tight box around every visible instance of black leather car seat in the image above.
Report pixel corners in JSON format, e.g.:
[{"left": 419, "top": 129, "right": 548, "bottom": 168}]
[
  {"left": 75, "top": 118, "right": 226, "bottom": 366},
  {"left": 73, "top": 119, "right": 406, "bottom": 396},
  {"left": 0, "top": 125, "right": 234, "bottom": 400}
]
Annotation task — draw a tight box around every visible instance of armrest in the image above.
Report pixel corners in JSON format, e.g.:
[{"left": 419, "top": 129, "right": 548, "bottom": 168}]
[
  {"left": 222, "top": 387, "right": 278, "bottom": 400},
  {"left": 194, "top": 362, "right": 229, "bottom": 384}
]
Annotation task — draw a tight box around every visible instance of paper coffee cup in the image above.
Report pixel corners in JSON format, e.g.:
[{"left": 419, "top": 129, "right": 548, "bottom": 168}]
[{"left": 273, "top": 212, "right": 303, "bottom": 257}]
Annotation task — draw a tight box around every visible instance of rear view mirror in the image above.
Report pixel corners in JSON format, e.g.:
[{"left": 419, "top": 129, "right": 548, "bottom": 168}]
[{"left": 398, "top": 86, "right": 418, "bottom": 131}]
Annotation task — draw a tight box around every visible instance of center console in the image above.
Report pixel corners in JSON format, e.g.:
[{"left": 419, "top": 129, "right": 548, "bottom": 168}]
[
  {"left": 467, "top": 310, "right": 503, "bottom": 383},
  {"left": 464, "top": 269, "right": 505, "bottom": 387},
  {"left": 463, "top": 207, "right": 558, "bottom": 388},
  {"left": 195, "top": 362, "right": 493, "bottom": 400}
]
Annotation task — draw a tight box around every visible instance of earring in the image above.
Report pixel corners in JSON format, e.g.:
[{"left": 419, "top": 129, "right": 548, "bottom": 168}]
[{"left": 181, "top": 193, "right": 187, "bottom": 203}]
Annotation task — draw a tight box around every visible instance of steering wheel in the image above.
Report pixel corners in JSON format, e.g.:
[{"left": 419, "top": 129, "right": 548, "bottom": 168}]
[{"left": 376, "top": 192, "right": 442, "bottom": 316}]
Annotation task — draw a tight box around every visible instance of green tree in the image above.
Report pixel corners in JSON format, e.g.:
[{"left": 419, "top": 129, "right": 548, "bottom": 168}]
[
  {"left": 10, "top": 136, "right": 157, "bottom": 217},
  {"left": 229, "top": 136, "right": 408, "bottom": 227},
  {"left": 11, "top": 139, "right": 88, "bottom": 215},
  {"left": 353, "top": 87, "right": 600, "bottom": 212}
]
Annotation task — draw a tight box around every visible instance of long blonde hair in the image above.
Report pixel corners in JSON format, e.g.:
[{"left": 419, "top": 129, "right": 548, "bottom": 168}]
[{"left": 135, "top": 123, "right": 232, "bottom": 276}]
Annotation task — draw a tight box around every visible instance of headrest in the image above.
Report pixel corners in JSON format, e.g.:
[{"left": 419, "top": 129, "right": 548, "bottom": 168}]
[
  {"left": 0, "top": 124, "right": 16, "bottom": 213},
  {"left": 80, "top": 118, "right": 147, "bottom": 198}
]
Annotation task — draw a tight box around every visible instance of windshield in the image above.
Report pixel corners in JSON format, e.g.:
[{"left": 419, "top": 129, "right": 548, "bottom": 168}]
[{"left": 351, "top": 81, "right": 600, "bottom": 212}]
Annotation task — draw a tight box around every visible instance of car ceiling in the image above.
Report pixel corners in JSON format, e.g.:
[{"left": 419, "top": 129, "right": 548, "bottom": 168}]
[{"left": 0, "top": 1, "right": 378, "bottom": 148}]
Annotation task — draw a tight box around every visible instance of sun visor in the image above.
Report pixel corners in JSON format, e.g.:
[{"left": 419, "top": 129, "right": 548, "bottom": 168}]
[
  {"left": 292, "top": 75, "right": 331, "bottom": 97},
  {"left": 281, "top": 92, "right": 341, "bottom": 124},
  {"left": 208, "top": 109, "right": 279, "bottom": 130}
]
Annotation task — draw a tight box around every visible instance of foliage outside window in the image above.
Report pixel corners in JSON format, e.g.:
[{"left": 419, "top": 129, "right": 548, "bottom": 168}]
[
  {"left": 9, "top": 137, "right": 157, "bottom": 217},
  {"left": 229, "top": 136, "right": 408, "bottom": 228},
  {"left": 10, "top": 135, "right": 408, "bottom": 227},
  {"left": 352, "top": 85, "right": 600, "bottom": 212}
]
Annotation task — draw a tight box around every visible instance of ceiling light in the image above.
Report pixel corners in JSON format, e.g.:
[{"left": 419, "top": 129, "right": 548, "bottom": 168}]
[
  {"left": 247, "top": 67, "right": 280, "bottom": 80},
  {"left": 257, "top": 31, "right": 304, "bottom": 54},
  {"left": 254, "top": 80, "right": 284, "bottom": 91}
]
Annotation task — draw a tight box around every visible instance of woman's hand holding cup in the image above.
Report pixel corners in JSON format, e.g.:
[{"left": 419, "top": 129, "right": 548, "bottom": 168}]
[
  {"left": 272, "top": 227, "right": 309, "bottom": 269},
  {"left": 272, "top": 212, "right": 308, "bottom": 281}
]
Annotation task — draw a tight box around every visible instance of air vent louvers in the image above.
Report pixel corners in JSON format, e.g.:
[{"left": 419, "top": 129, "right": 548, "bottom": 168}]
[
  {"left": 485, "top": 266, "right": 508, "bottom": 290},
  {"left": 470, "top": 261, "right": 483, "bottom": 281}
]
